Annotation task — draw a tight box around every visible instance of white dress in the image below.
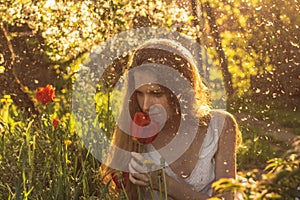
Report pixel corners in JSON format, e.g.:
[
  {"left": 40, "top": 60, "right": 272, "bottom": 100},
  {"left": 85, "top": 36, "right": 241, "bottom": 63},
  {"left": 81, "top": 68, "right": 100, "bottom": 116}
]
[{"left": 143, "top": 110, "right": 226, "bottom": 199}]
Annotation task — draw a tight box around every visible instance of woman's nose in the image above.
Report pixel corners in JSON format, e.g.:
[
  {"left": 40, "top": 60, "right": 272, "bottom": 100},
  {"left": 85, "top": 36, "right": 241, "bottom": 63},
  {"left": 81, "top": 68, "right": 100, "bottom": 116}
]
[{"left": 142, "top": 95, "right": 152, "bottom": 113}]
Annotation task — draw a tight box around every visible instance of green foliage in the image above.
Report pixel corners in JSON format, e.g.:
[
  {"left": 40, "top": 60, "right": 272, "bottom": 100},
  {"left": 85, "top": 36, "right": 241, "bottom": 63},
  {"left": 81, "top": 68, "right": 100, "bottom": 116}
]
[
  {"left": 0, "top": 94, "right": 103, "bottom": 199},
  {"left": 95, "top": 88, "right": 124, "bottom": 139},
  {"left": 230, "top": 96, "right": 300, "bottom": 135},
  {"left": 230, "top": 96, "right": 298, "bottom": 171},
  {"left": 201, "top": 0, "right": 300, "bottom": 96},
  {"left": 237, "top": 124, "right": 288, "bottom": 171},
  {"left": 212, "top": 137, "right": 300, "bottom": 199},
  {"left": 0, "top": 1, "right": 201, "bottom": 198},
  {"left": 0, "top": 0, "right": 197, "bottom": 63},
  {"left": 1, "top": 0, "right": 299, "bottom": 199}
]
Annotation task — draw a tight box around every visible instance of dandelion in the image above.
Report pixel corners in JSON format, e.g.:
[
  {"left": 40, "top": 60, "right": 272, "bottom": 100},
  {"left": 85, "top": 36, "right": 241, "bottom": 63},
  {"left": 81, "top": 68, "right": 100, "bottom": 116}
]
[
  {"left": 36, "top": 84, "right": 55, "bottom": 105},
  {"left": 64, "top": 139, "right": 72, "bottom": 147}
]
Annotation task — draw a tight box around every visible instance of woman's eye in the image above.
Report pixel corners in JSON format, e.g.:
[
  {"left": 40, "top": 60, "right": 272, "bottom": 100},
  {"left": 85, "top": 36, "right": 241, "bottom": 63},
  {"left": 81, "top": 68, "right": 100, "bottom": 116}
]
[
  {"left": 136, "top": 91, "right": 143, "bottom": 97},
  {"left": 153, "top": 91, "right": 163, "bottom": 97}
]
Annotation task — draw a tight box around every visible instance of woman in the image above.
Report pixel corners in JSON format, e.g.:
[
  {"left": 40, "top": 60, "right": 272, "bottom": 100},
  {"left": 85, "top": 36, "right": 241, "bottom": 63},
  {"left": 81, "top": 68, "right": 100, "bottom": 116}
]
[{"left": 100, "top": 38, "right": 240, "bottom": 199}]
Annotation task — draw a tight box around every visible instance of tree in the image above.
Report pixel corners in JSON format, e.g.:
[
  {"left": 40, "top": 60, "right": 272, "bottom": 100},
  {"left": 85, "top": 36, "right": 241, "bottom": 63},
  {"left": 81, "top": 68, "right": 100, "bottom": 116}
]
[
  {"left": 198, "top": 0, "right": 299, "bottom": 108},
  {"left": 201, "top": 1, "right": 234, "bottom": 99},
  {"left": 0, "top": 0, "right": 197, "bottom": 112}
]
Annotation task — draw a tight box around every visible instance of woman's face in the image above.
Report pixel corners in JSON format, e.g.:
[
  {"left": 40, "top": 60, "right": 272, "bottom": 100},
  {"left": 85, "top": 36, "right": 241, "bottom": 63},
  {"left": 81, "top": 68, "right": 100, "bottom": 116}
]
[{"left": 133, "top": 70, "right": 175, "bottom": 123}]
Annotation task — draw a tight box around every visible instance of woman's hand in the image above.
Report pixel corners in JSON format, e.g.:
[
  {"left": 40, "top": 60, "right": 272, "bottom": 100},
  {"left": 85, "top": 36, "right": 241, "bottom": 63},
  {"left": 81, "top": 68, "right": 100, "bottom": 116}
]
[
  {"left": 129, "top": 152, "right": 166, "bottom": 191},
  {"left": 129, "top": 152, "right": 211, "bottom": 199},
  {"left": 129, "top": 152, "right": 153, "bottom": 187}
]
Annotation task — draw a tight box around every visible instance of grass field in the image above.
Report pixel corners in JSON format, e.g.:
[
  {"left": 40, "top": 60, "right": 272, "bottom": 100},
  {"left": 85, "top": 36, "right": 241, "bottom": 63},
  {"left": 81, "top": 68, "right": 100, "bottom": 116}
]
[{"left": 0, "top": 93, "right": 299, "bottom": 199}]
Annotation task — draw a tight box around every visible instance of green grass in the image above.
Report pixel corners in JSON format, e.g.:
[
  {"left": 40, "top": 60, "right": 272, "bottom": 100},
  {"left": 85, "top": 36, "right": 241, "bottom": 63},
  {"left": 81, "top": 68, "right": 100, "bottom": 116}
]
[
  {"left": 231, "top": 96, "right": 299, "bottom": 171},
  {"left": 1, "top": 92, "right": 298, "bottom": 199},
  {"left": 236, "top": 123, "right": 290, "bottom": 171},
  {"left": 0, "top": 95, "right": 104, "bottom": 199},
  {"left": 230, "top": 97, "right": 300, "bottom": 132}
]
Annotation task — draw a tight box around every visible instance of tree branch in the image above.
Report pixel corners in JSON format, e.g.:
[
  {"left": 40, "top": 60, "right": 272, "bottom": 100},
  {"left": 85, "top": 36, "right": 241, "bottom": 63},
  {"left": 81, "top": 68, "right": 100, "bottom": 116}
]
[{"left": 0, "top": 24, "right": 38, "bottom": 115}]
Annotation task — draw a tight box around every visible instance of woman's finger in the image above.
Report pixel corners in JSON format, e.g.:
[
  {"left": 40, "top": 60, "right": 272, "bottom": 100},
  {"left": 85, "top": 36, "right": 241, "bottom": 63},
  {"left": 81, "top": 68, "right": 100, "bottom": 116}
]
[
  {"left": 128, "top": 164, "right": 149, "bottom": 186},
  {"left": 129, "top": 161, "right": 149, "bottom": 182},
  {"left": 129, "top": 173, "right": 149, "bottom": 186},
  {"left": 131, "top": 152, "right": 146, "bottom": 167},
  {"left": 130, "top": 157, "right": 148, "bottom": 173},
  {"left": 131, "top": 152, "right": 157, "bottom": 173}
]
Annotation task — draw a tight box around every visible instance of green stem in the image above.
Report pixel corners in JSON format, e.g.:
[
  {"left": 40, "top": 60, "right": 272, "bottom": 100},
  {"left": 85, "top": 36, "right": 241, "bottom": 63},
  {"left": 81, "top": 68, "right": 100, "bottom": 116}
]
[
  {"left": 158, "top": 171, "right": 162, "bottom": 200},
  {"left": 121, "top": 183, "right": 129, "bottom": 200},
  {"left": 148, "top": 174, "right": 155, "bottom": 200},
  {"left": 137, "top": 143, "right": 143, "bottom": 200},
  {"left": 160, "top": 157, "right": 168, "bottom": 200},
  {"left": 137, "top": 186, "right": 142, "bottom": 200},
  {"left": 162, "top": 169, "right": 168, "bottom": 200}
]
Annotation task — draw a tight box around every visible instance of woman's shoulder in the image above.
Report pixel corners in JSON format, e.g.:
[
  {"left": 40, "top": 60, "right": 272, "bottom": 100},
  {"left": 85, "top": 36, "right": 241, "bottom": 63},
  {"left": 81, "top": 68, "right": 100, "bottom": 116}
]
[
  {"left": 210, "top": 109, "right": 237, "bottom": 124},
  {"left": 209, "top": 109, "right": 238, "bottom": 133}
]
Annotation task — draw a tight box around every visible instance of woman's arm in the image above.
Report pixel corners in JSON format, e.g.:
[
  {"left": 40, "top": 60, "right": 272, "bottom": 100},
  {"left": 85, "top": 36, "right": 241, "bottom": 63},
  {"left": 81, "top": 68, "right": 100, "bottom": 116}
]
[
  {"left": 214, "top": 113, "right": 238, "bottom": 199},
  {"left": 162, "top": 112, "right": 239, "bottom": 200}
]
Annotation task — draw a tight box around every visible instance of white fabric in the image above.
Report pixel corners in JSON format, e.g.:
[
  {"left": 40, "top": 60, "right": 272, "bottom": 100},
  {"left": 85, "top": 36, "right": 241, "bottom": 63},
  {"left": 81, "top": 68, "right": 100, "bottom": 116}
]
[{"left": 143, "top": 110, "right": 226, "bottom": 199}]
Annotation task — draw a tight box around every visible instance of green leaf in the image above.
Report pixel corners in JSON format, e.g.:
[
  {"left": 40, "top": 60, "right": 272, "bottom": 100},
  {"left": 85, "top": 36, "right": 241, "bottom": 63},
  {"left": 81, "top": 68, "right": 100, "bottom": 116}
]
[{"left": 99, "top": 179, "right": 112, "bottom": 200}]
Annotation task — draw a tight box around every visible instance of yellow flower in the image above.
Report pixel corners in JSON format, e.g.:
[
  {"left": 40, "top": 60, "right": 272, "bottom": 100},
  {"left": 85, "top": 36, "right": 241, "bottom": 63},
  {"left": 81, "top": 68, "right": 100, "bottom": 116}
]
[
  {"left": 1, "top": 95, "right": 13, "bottom": 103},
  {"left": 64, "top": 140, "right": 72, "bottom": 147},
  {"left": 66, "top": 160, "right": 71, "bottom": 165}
]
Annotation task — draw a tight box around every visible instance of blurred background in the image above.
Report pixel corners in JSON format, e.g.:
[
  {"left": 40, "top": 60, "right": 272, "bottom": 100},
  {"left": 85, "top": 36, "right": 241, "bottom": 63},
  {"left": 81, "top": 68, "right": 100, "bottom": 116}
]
[{"left": 0, "top": 0, "right": 299, "bottom": 199}]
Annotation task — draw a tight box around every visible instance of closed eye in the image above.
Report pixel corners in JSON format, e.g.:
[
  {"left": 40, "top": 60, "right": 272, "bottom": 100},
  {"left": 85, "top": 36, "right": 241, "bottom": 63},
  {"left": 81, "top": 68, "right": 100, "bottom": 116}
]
[
  {"left": 152, "top": 90, "right": 164, "bottom": 97},
  {"left": 136, "top": 90, "right": 143, "bottom": 96}
]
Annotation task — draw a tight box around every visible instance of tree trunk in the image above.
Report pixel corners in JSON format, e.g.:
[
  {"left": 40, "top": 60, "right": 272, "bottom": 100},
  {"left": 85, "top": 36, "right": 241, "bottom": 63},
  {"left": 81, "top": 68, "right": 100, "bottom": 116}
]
[{"left": 202, "top": 2, "right": 234, "bottom": 99}]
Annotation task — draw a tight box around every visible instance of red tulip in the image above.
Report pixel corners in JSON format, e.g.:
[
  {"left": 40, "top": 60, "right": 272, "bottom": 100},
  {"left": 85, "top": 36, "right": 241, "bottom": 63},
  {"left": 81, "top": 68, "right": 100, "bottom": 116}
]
[
  {"left": 111, "top": 171, "right": 129, "bottom": 189},
  {"left": 52, "top": 118, "right": 59, "bottom": 129},
  {"left": 130, "top": 112, "right": 160, "bottom": 144},
  {"left": 36, "top": 84, "right": 55, "bottom": 105}
]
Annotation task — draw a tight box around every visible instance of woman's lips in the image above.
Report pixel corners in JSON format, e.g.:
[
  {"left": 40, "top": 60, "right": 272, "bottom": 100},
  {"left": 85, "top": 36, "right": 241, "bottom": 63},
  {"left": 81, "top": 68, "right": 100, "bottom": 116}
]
[{"left": 149, "top": 104, "right": 167, "bottom": 127}]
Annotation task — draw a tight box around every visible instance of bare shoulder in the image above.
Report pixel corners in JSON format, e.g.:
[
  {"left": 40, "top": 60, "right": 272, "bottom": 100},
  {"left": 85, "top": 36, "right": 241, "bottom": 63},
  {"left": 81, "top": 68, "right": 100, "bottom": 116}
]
[
  {"left": 210, "top": 109, "right": 239, "bottom": 142},
  {"left": 211, "top": 109, "right": 237, "bottom": 127}
]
